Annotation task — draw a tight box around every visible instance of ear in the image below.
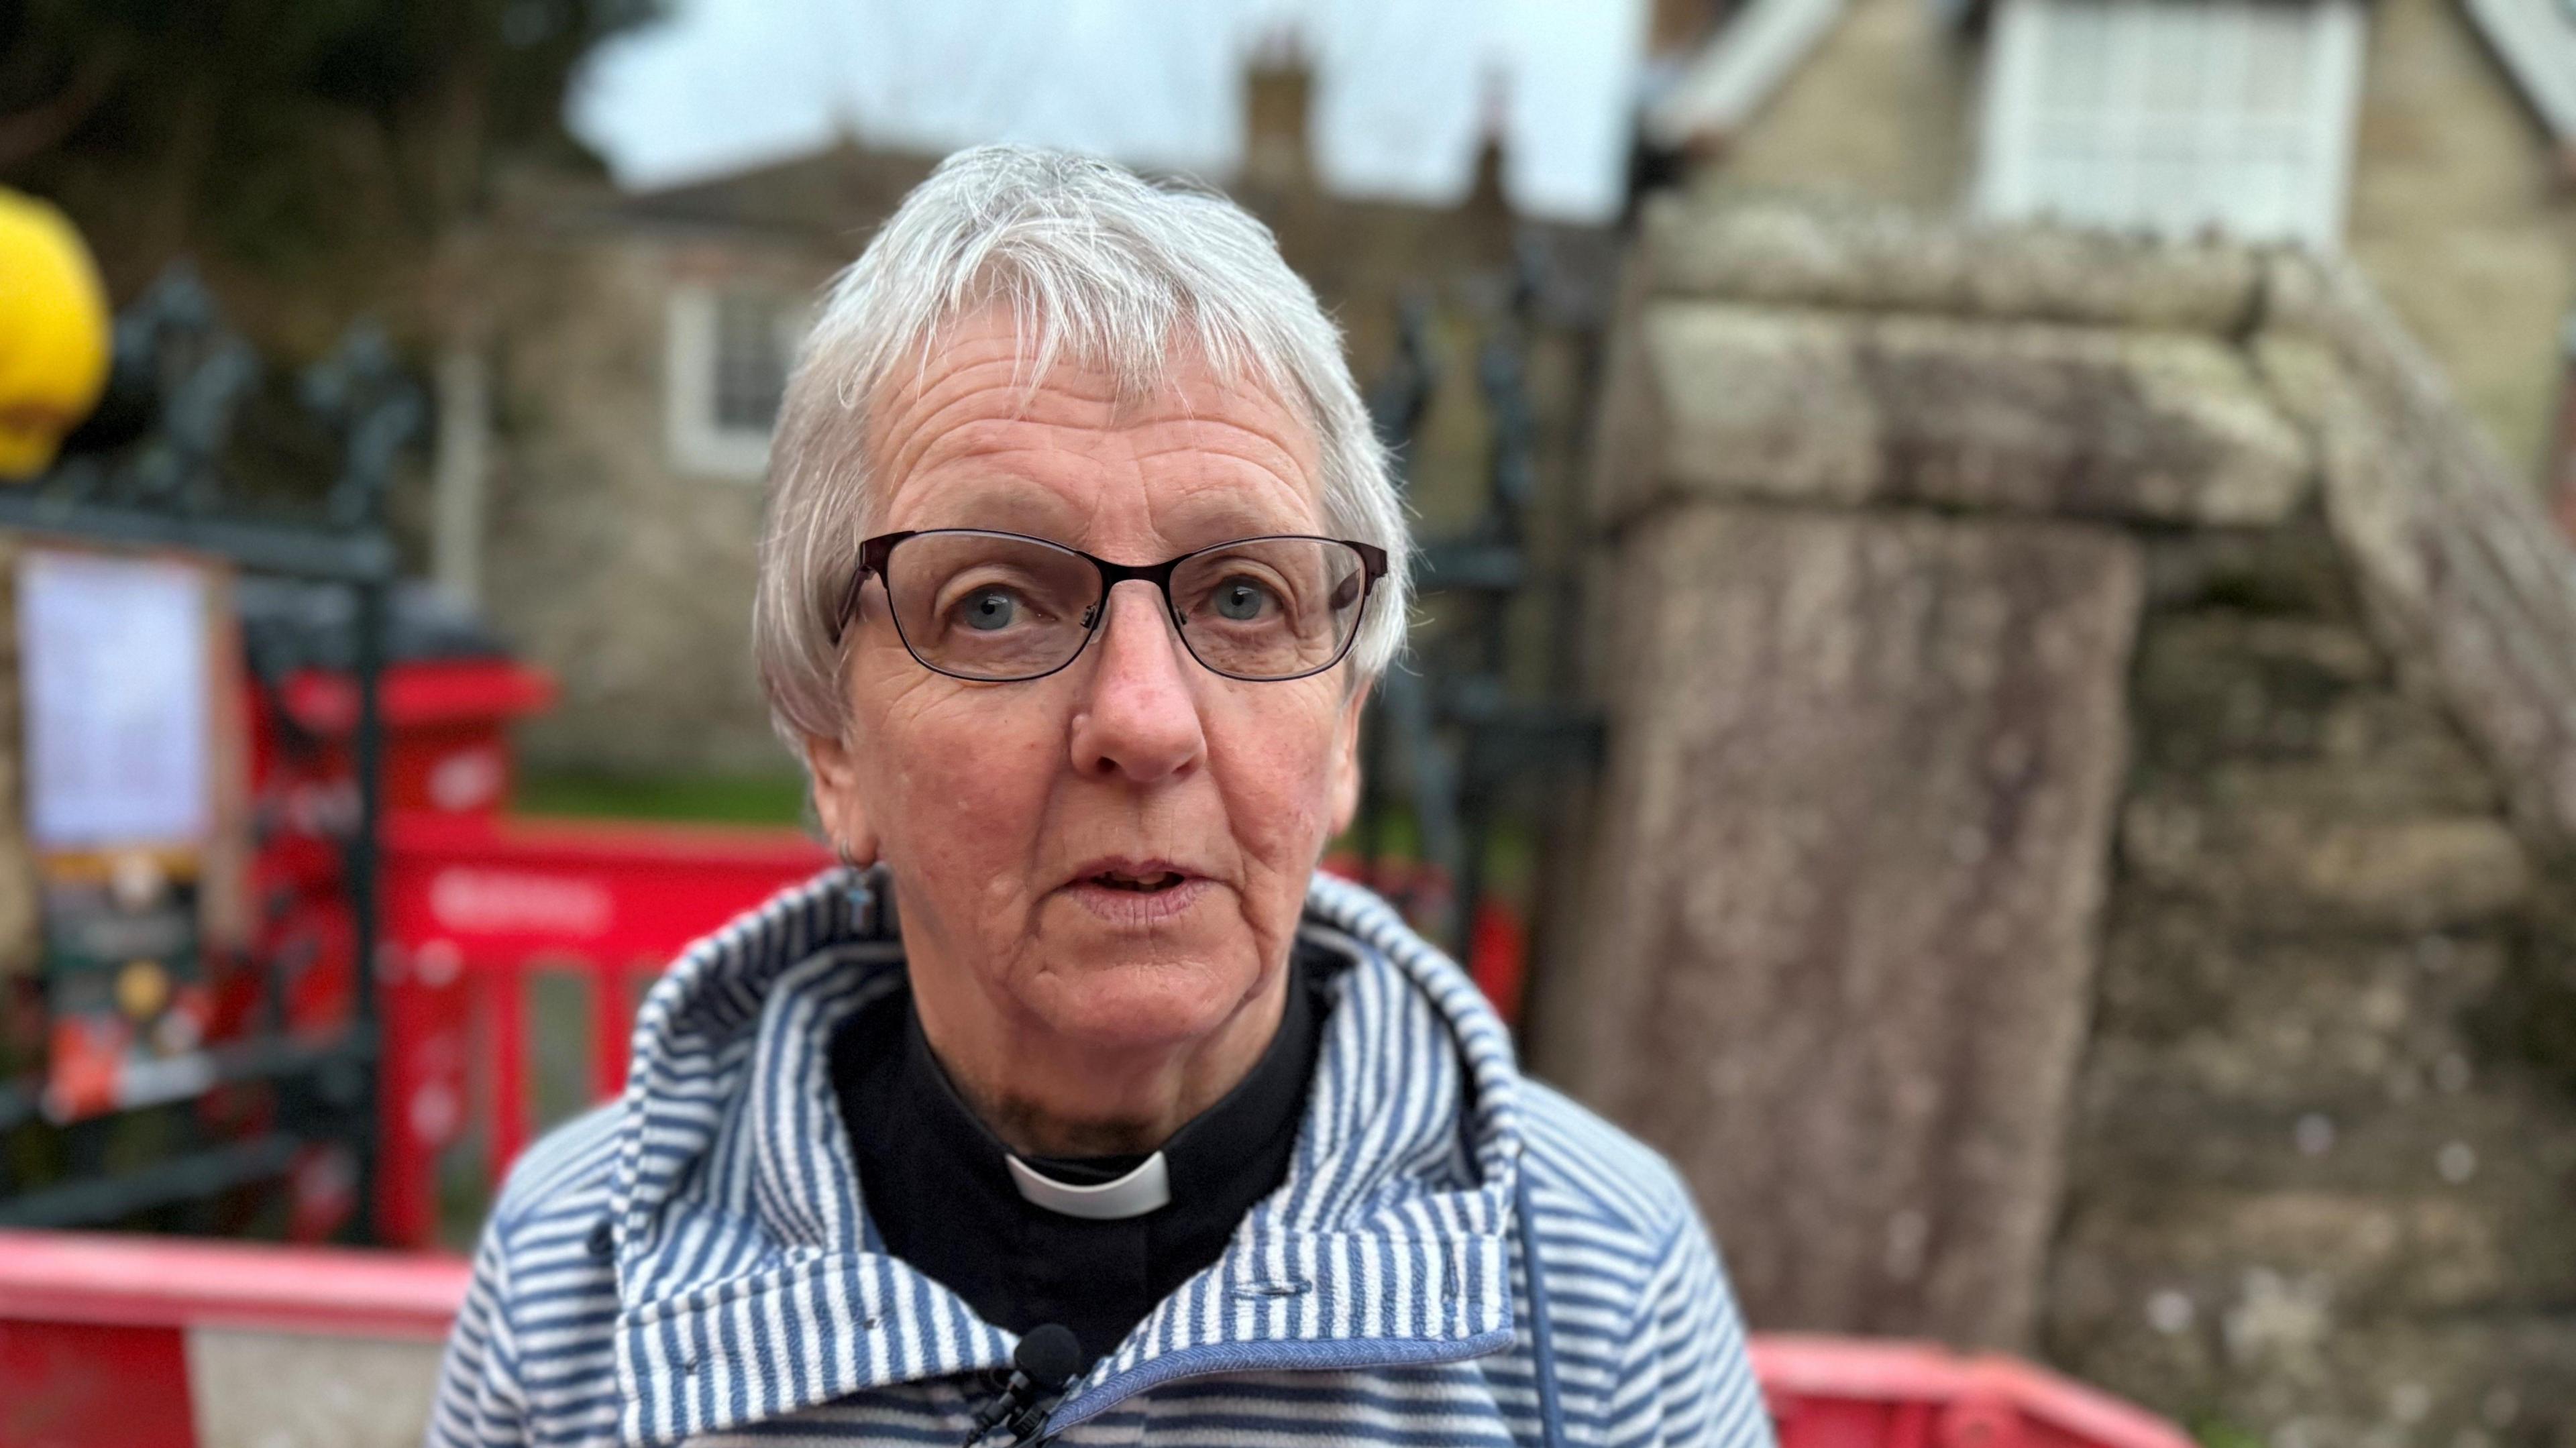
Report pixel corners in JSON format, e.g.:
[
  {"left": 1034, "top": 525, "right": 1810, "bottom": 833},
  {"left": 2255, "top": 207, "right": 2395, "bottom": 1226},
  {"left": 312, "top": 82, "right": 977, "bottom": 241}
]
[
  {"left": 1326, "top": 677, "right": 1373, "bottom": 840},
  {"left": 802, "top": 728, "right": 881, "bottom": 867}
]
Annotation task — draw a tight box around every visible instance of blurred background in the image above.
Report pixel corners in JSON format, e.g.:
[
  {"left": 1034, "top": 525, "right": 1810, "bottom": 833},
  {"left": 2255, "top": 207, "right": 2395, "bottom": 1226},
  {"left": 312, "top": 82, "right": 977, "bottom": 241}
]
[{"left": 6, "top": 1, "right": 2576, "bottom": 1445}]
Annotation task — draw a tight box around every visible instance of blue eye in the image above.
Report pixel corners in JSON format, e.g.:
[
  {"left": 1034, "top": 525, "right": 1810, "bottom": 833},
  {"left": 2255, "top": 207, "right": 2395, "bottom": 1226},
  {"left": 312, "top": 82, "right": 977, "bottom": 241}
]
[
  {"left": 961, "top": 588, "right": 1018, "bottom": 631},
  {"left": 1213, "top": 578, "right": 1273, "bottom": 622}
]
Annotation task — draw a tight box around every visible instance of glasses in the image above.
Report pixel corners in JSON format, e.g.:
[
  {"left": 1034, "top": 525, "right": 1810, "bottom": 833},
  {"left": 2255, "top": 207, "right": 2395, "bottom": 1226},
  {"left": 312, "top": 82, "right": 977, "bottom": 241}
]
[{"left": 833, "top": 528, "right": 1389, "bottom": 683}]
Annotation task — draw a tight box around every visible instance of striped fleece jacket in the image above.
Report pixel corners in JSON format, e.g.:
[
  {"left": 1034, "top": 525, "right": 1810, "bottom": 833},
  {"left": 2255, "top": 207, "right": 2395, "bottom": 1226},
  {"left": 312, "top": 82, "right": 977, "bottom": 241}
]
[{"left": 428, "top": 867, "right": 1776, "bottom": 1448}]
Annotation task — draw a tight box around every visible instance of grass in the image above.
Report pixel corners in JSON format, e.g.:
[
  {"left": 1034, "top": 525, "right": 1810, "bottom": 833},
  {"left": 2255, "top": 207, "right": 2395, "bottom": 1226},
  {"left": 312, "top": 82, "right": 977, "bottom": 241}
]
[
  {"left": 515, "top": 771, "right": 809, "bottom": 827},
  {"left": 506, "top": 780, "right": 1536, "bottom": 896}
]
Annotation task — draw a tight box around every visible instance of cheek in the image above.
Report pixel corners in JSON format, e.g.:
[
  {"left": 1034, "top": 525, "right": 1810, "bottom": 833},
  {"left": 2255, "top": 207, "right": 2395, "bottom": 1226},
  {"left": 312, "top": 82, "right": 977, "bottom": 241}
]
[
  {"left": 862, "top": 688, "right": 1059, "bottom": 877},
  {"left": 1205, "top": 685, "right": 1345, "bottom": 867}
]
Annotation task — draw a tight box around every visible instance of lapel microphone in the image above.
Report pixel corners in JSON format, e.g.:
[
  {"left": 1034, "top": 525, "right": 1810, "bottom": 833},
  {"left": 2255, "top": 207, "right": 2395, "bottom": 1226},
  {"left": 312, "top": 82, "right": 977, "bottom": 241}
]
[{"left": 963, "top": 1323, "right": 1083, "bottom": 1446}]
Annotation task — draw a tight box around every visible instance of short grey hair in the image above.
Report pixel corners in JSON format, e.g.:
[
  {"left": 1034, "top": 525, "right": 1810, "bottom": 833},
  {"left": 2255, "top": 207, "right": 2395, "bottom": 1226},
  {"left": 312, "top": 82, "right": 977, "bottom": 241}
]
[{"left": 753, "top": 144, "right": 1412, "bottom": 749}]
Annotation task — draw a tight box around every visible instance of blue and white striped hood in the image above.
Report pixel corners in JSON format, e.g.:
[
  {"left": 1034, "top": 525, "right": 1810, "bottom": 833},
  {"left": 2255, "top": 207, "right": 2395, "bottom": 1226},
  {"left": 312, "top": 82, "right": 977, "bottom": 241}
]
[
  {"left": 603, "top": 867, "right": 1527, "bottom": 1444},
  {"left": 433, "top": 867, "right": 1772, "bottom": 1448}
]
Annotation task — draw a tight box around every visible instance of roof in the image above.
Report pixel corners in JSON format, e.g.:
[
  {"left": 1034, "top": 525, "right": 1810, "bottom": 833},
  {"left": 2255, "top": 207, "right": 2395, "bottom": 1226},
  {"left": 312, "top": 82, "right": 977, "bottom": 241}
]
[{"left": 2466, "top": 0, "right": 2576, "bottom": 141}]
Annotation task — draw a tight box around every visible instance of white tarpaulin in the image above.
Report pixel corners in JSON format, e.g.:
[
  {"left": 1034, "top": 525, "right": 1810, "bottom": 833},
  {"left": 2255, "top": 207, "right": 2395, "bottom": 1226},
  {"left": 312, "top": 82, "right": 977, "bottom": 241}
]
[{"left": 567, "top": 0, "right": 1648, "bottom": 223}]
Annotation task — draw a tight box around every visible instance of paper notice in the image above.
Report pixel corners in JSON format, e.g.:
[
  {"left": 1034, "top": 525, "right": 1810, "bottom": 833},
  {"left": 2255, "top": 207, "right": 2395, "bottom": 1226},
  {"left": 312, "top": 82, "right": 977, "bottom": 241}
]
[{"left": 19, "top": 550, "right": 213, "bottom": 849}]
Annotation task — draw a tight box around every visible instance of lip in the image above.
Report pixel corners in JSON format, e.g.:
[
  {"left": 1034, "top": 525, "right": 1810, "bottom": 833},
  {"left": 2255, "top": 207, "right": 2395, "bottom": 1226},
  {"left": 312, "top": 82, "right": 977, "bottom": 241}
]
[
  {"left": 1059, "top": 856, "right": 1211, "bottom": 926},
  {"left": 1063, "top": 855, "right": 1197, "bottom": 889}
]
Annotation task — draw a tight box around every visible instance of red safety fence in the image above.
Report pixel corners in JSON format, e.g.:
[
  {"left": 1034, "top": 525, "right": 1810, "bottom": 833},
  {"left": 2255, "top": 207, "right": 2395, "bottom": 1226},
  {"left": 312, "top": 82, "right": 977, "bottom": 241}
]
[
  {"left": 0, "top": 1232, "right": 462, "bottom": 1448},
  {"left": 0, "top": 1230, "right": 2196, "bottom": 1448},
  {"left": 1751, "top": 1336, "right": 2198, "bottom": 1448},
  {"left": 374, "top": 814, "right": 833, "bottom": 1248},
  {"left": 237, "top": 651, "right": 839, "bottom": 1245}
]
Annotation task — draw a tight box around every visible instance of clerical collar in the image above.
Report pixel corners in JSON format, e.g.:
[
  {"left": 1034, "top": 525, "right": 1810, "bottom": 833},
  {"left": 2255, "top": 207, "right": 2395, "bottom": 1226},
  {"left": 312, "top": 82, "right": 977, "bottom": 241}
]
[
  {"left": 890, "top": 942, "right": 1326, "bottom": 1214},
  {"left": 828, "top": 936, "right": 1339, "bottom": 1366},
  {"left": 1003, "top": 1152, "right": 1170, "bottom": 1219}
]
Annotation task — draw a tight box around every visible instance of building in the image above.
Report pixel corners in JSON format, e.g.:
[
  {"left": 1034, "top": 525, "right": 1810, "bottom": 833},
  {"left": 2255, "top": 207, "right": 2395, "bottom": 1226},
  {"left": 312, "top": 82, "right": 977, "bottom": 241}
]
[{"left": 1649, "top": 0, "right": 2576, "bottom": 526}]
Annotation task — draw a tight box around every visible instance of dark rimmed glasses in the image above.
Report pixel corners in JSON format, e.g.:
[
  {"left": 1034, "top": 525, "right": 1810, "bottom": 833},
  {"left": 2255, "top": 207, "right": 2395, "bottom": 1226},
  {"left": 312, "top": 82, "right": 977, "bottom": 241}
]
[{"left": 832, "top": 528, "right": 1390, "bottom": 683}]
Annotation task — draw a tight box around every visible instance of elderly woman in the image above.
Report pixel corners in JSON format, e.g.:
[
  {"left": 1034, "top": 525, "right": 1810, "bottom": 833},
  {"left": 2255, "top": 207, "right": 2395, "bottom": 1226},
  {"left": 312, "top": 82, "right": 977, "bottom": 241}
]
[{"left": 431, "top": 147, "right": 1768, "bottom": 1448}]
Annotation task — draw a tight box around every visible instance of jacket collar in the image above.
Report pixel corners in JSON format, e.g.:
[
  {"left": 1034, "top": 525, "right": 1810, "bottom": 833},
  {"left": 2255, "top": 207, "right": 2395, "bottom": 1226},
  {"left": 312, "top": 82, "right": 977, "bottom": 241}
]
[{"left": 604, "top": 867, "right": 1527, "bottom": 1446}]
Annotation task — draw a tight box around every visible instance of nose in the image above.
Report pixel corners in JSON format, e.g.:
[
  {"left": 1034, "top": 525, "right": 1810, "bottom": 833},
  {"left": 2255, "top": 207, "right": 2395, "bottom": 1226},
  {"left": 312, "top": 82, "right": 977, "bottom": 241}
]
[{"left": 1067, "top": 581, "right": 1207, "bottom": 784}]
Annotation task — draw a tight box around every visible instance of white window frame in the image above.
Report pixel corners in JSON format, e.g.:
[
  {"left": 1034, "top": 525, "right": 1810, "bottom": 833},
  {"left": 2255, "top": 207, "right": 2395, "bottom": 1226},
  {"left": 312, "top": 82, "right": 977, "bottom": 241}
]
[
  {"left": 665, "top": 284, "right": 798, "bottom": 481},
  {"left": 1975, "top": 0, "right": 2367, "bottom": 251}
]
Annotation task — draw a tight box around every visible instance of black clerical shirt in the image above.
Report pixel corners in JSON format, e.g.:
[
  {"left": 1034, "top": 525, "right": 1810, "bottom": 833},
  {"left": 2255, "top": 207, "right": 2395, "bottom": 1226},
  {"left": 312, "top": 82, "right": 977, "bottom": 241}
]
[{"left": 828, "top": 943, "right": 1334, "bottom": 1368}]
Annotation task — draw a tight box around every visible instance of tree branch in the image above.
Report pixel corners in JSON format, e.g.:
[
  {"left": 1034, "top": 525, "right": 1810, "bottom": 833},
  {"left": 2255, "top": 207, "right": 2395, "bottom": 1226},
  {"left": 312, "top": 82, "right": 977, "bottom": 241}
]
[{"left": 0, "top": 49, "right": 126, "bottom": 173}]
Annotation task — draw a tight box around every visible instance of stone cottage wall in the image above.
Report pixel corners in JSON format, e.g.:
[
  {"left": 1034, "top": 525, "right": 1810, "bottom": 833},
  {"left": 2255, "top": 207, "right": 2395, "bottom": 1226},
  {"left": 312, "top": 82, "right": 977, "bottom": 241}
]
[
  {"left": 1545, "top": 194, "right": 2576, "bottom": 1447},
  {"left": 2346, "top": 0, "right": 2576, "bottom": 483}
]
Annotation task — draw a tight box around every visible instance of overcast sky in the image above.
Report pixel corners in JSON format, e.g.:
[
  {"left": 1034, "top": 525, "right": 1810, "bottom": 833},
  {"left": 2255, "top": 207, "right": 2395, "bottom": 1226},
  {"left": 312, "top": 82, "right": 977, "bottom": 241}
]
[{"left": 567, "top": 0, "right": 1650, "bottom": 223}]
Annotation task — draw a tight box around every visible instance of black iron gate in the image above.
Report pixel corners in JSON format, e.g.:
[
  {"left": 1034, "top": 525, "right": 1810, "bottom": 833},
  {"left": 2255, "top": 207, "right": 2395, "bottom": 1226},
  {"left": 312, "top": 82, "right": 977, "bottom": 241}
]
[
  {"left": 0, "top": 268, "right": 417, "bottom": 1237},
  {"left": 1354, "top": 251, "right": 1606, "bottom": 1011}
]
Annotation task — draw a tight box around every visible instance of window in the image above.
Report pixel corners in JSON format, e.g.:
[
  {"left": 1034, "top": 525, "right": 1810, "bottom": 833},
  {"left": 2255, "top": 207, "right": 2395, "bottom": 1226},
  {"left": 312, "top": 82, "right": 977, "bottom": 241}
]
[
  {"left": 1975, "top": 0, "right": 2366, "bottom": 249},
  {"left": 667, "top": 284, "right": 800, "bottom": 479}
]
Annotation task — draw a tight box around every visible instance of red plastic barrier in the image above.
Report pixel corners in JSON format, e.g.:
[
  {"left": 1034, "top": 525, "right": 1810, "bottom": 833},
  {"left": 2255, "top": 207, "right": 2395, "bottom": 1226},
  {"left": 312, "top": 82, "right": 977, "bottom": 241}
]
[
  {"left": 0, "top": 1231, "right": 462, "bottom": 1340},
  {"left": 0, "top": 1231, "right": 2197, "bottom": 1448},
  {"left": 1753, "top": 1335, "right": 2196, "bottom": 1448},
  {"left": 256, "top": 658, "right": 557, "bottom": 824},
  {"left": 0, "top": 1231, "right": 466, "bottom": 1448},
  {"left": 374, "top": 814, "right": 831, "bottom": 1247}
]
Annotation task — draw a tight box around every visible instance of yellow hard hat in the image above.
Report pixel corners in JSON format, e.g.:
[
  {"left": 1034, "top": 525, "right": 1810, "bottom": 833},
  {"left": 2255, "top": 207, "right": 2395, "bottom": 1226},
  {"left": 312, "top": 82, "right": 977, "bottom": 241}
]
[{"left": 0, "top": 188, "right": 113, "bottom": 481}]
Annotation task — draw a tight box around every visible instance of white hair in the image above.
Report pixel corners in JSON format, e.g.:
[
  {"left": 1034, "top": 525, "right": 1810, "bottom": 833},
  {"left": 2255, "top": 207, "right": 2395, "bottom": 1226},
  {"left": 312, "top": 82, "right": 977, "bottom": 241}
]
[{"left": 753, "top": 144, "right": 1412, "bottom": 749}]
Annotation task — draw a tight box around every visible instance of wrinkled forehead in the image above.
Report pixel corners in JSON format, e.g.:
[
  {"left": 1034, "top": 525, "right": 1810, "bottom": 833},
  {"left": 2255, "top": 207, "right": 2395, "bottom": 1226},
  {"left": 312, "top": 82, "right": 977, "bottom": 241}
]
[{"left": 855, "top": 302, "right": 1330, "bottom": 538}]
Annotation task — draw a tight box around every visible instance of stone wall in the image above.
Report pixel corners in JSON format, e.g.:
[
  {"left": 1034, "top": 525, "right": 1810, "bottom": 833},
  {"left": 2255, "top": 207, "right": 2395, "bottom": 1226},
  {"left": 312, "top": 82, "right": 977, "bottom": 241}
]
[
  {"left": 2056, "top": 508, "right": 2576, "bottom": 1448},
  {"left": 1572, "top": 501, "right": 2139, "bottom": 1348},
  {"left": 1547, "top": 192, "right": 2576, "bottom": 1447}
]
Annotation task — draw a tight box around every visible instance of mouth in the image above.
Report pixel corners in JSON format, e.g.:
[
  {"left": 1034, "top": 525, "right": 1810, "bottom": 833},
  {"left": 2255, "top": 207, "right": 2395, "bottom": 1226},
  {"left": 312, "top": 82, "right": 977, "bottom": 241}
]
[
  {"left": 1062, "top": 858, "right": 1209, "bottom": 922},
  {"left": 1071, "top": 859, "right": 1195, "bottom": 894},
  {"left": 1093, "top": 870, "right": 1187, "bottom": 892}
]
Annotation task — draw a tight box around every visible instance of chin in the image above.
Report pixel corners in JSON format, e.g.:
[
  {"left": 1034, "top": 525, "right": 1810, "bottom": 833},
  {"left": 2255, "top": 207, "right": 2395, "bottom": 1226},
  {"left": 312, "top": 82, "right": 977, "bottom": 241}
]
[{"left": 1024, "top": 956, "right": 1260, "bottom": 1054}]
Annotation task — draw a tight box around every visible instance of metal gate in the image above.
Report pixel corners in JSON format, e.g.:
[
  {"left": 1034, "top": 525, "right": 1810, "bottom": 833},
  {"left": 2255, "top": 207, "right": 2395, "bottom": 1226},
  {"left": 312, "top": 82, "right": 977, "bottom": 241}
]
[
  {"left": 0, "top": 268, "right": 415, "bottom": 1237},
  {"left": 1352, "top": 252, "right": 1605, "bottom": 1023}
]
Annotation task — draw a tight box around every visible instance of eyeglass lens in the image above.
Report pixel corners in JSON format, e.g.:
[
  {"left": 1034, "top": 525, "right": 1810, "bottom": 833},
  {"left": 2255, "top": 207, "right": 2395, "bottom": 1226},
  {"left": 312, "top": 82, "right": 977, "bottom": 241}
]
[{"left": 877, "top": 531, "right": 1370, "bottom": 681}]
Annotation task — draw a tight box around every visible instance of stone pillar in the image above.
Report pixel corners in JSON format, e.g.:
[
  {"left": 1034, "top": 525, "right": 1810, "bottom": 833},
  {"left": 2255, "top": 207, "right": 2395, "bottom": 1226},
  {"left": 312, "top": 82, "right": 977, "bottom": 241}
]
[
  {"left": 1568, "top": 504, "right": 2141, "bottom": 1347},
  {"left": 1546, "top": 208, "right": 2308, "bottom": 1349}
]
